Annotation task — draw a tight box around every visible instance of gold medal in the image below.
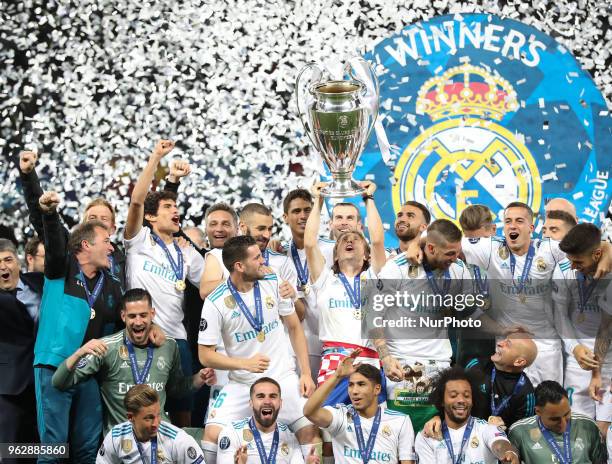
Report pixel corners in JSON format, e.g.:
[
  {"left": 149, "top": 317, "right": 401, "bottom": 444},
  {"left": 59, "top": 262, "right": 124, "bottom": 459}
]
[
  {"left": 257, "top": 331, "right": 265, "bottom": 342},
  {"left": 243, "top": 429, "right": 254, "bottom": 442},
  {"left": 353, "top": 309, "right": 362, "bottom": 320},
  {"left": 481, "top": 297, "right": 491, "bottom": 310},
  {"left": 224, "top": 295, "right": 236, "bottom": 309},
  {"left": 303, "top": 284, "right": 311, "bottom": 296},
  {"left": 519, "top": 293, "right": 526, "bottom": 304},
  {"left": 90, "top": 307, "right": 96, "bottom": 320},
  {"left": 408, "top": 265, "right": 419, "bottom": 278},
  {"left": 175, "top": 279, "right": 186, "bottom": 291}
]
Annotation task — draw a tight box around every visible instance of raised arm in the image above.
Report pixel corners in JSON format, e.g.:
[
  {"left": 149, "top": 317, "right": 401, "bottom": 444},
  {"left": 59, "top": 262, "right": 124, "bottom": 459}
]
[
  {"left": 18, "top": 150, "right": 48, "bottom": 238},
  {"left": 124, "top": 139, "right": 175, "bottom": 240},
  {"left": 589, "top": 310, "right": 612, "bottom": 402},
  {"left": 304, "top": 183, "right": 326, "bottom": 283},
  {"left": 361, "top": 181, "right": 386, "bottom": 274},
  {"left": 39, "top": 191, "right": 67, "bottom": 279}
]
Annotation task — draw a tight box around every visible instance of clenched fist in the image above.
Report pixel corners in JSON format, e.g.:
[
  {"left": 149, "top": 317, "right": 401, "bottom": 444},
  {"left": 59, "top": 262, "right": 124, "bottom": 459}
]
[
  {"left": 152, "top": 139, "right": 175, "bottom": 158},
  {"left": 169, "top": 159, "right": 191, "bottom": 181},
  {"left": 39, "top": 191, "right": 61, "bottom": 214},
  {"left": 19, "top": 151, "right": 38, "bottom": 174}
]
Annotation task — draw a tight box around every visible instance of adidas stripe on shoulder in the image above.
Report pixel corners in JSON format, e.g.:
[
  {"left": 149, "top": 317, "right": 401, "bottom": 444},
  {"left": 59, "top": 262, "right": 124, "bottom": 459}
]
[{"left": 209, "top": 283, "right": 229, "bottom": 302}]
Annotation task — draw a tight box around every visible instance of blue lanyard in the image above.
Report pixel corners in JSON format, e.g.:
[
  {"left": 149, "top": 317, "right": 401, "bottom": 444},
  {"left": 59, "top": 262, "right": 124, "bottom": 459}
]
[
  {"left": 338, "top": 272, "right": 361, "bottom": 309},
  {"left": 290, "top": 241, "right": 309, "bottom": 286},
  {"left": 263, "top": 249, "right": 270, "bottom": 267},
  {"left": 471, "top": 265, "right": 489, "bottom": 298},
  {"left": 442, "top": 416, "right": 474, "bottom": 464},
  {"left": 490, "top": 368, "right": 526, "bottom": 416},
  {"left": 538, "top": 416, "right": 572, "bottom": 464},
  {"left": 423, "top": 263, "right": 451, "bottom": 297},
  {"left": 124, "top": 334, "right": 154, "bottom": 385},
  {"left": 577, "top": 272, "right": 597, "bottom": 313},
  {"left": 77, "top": 264, "right": 105, "bottom": 309},
  {"left": 508, "top": 243, "right": 535, "bottom": 295},
  {"left": 352, "top": 406, "right": 381, "bottom": 464},
  {"left": 151, "top": 234, "right": 184, "bottom": 282},
  {"left": 249, "top": 417, "right": 279, "bottom": 464},
  {"left": 227, "top": 279, "right": 263, "bottom": 333},
  {"left": 134, "top": 433, "right": 157, "bottom": 464}
]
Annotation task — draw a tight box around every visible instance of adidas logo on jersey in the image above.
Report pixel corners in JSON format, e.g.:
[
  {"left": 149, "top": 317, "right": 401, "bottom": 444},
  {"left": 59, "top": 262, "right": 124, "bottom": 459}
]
[
  {"left": 531, "top": 442, "right": 543, "bottom": 450},
  {"left": 347, "top": 425, "right": 353, "bottom": 432},
  {"left": 231, "top": 311, "right": 241, "bottom": 319},
  {"left": 120, "top": 361, "right": 129, "bottom": 369},
  {"left": 500, "top": 262, "right": 510, "bottom": 269}
]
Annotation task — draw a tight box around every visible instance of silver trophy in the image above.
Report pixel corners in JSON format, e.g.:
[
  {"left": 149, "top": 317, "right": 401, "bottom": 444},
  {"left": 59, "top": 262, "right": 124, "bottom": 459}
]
[{"left": 296, "top": 58, "right": 379, "bottom": 198}]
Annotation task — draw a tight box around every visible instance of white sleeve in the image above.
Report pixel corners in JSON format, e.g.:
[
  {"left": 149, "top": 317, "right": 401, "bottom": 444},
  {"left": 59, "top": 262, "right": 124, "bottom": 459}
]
[
  {"left": 187, "top": 249, "right": 205, "bottom": 286},
  {"left": 461, "top": 237, "right": 493, "bottom": 270},
  {"left": 545, "top": 238, "right": 566, "bottom": 264},
  {"left": 551, "top": 265, "right": 579, "bottom": 354},
  {"left": 124, "top": 224, "right": 149, "bottom": 251},
  {"left": 414, "top": 432, "right": 437, "bottom": 464},
  {"left": 175, "top": 430, "right": 206, "bottom": 464},
  {"left": 95, "top": 431, "right": 120, "bottom": 464},
  {"left": 217, "top": 426, "right": 240, "bottom": 464},
  {"left": 482, "top": 423, "right": 510, "bottom": 450},
  {"left": 398, "top": 416, "right": 417, "bottom": 461},
  {"left": 279, "top": 257, "right": 299, "bottom": 291},
  {"left": 198, "top": 298, "right": 223, "bottom": 346},
  {"left": 377, "top": 258, "right": 403, "bottom": 280},
  {"left": 288, "top": 434, "right": 306, "bottom": 464},
  {"left": 311, "top": 265, "right": 332, "bottom": 293},
  {"left": 322, "top": 405, "right": 346, "bottom": 437}
]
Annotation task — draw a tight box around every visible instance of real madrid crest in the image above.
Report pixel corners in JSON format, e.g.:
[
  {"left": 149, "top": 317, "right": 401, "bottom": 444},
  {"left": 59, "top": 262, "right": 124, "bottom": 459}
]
[
  {"left": 121, "top": 439, "right": 132, "bottom": 453},
  {"left": 119, "top": 345, "right": 129, "bottom": 360},
  {"left": 157, "top": 356, "right": 166, "bottom": 370},
  {"left": 498, "top": 245, "right": 510, "bottom": 260},
  {"left": 408, "top": 265, "right": 419, "bottom": 278},
  {"left": 382, "top": 425, "right": 392, "bottom": 438},
  {"left": 529, "top": 428, "right": 542, "bottom": 441},
  {"left": 265, "top": 296, "right": 274, "bottom": 310},
  {"left": 535, "top": 257, "right": 547, "bottom": 272},
  {"left": 224, "top": 295, "right": 237, "bottom": 309},
  {"left": 243, "top": 429, "right": 254, "bottom": 442},
  {"left": 280, "top": 442, "right": 290, "bottom": 456},
  {"left": 470, "top": 436, "right": 479, "bottom": 448}
]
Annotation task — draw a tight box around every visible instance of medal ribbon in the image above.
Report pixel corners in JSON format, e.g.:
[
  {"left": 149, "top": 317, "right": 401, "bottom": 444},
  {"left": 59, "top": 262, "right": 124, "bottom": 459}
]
[
  {"left": 472, "top": 265, "right": 489, "bottom": 299},
  {"left": 263, "top": 248, "right": 270, "bottom": 267},
  {"left": 352, "top": 406, "right": 381, "bottom": 464},
  {"left": 290, "top": 241, "right": 309, "bottom": 286},
  {"left": 77, "top": 264, "right": 105, "bottom": 310},
  {"left": 577, "top": 272, "right": 597, "bottom": 313},
  {"left": 490, "top": 368, "right": 526, "bottom": 416},
  {"left": 508, "top": 243, "right": 535, "bottom": 297},
  {"left": 151, "top": 234, "right": 184, "bottom": 283},
  {"left": 125, "top": 334, "right": 154, "bottom": 385},
  {"left": 423, "top": 263, "right": 451, "bottom": 297},
  {"left": 537, "top": 416, "right": 572, "bottom": 464},
  {"left": 134, "top": 431, "right": 157, "bottom": 464},
  {"left": 442, "top": 416, "right": 474, "bottom": 464},
  {"left": 338, "top": 272, "right": 361, "bottom": 309},
  {"left": 249, "top": 416, "right": 279, "bottom": 464},
  {"left": 228, "top": 279, "right": 263, "bottom": 333}
]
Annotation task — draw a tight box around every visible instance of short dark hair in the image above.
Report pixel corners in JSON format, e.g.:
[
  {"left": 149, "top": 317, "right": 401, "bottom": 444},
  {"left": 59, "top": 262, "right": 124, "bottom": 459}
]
[
  {"left": 144, "top": 191, "right": 178, "bottom": 218},
  {"left": 240, "top": 203, "right": 272, "bottom": 221},
  {"left": 403, "top": 201, "right": 431, "bottom": 225},
  {"left": 559, "top": 223, "right": 601, "bottom": 255},
  {"left": 427, "top": 219, "right": 462, "bottom": 244},
  {"left": 205, "top": 202, "right": 238, "bottom": 225},
  {"left": 24, "top": 236, "right": 43, "bottom": 259},
  {"left": 283, "top": 189, "right": 312, "bottom": 214},
  {"left": 505, "top": 202, "right": 534, "bottom": 222},
  {"left": 0, "top": 238, "right": 18, "bottom": 258},
  {"left": 535, "top": 381, "right": 568, "bottom": 408},
  {"left": 124, "top": 384, "right": 159, "bottom": 414},
  {"left": 546, "top": 210, "right": 578, "bottom": 228},
  {"left": 120, "top": 288, "right": 153, "bottom": 311},
  {"left": 68, "top": 220, "right": 108, "bottom": 255},
  {"left": 332, "top": 202, "right": 361, "bottom": 222},
  {"left": 249, "top": 377, "right": 281, "bottom": 397},
  {"left": 222, "top": 235, "right": 258, "bottom": 272},
  {"left": 352, "top": 364, "right": 382, "bottom": 386},
  {"left": 459, "top": 205, "right": 493, "bottom": 232},
  {"left": 428, "top": 366, "right": 483, "bottom": 417}
]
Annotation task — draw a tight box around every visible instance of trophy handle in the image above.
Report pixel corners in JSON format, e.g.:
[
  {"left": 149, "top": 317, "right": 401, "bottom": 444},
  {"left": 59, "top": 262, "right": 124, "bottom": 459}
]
[
  {"left": 345, "top": 57, "right": 380, "bottom": 147},
  {"left": 295, "top": 62, "right": 323, "bottom": 151}
]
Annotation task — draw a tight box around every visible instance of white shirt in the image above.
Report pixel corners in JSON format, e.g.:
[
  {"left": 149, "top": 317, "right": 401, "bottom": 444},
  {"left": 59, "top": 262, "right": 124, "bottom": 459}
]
[
  {"left": 217, "top": 418, "right": 303, "bottom": 464},
  {"left": 415, "top": 417, "right": 509, "bottom": 463},
  {"left": 461, "top": 236, "right": 564, "bottom": 348},
  {"left": 376, "top": 255, "right": 474, "bottom": 362},
  {"left": 125, "top": 226, "right": 204, "bottom": 340},
  {"left": 552, "top": 260, "right": 612, "bottom": 366},
  {"left": 324, "top": 404, "right": 416, "bottom": 463},
  {"left": 313, "top": 266, "right": 377, "bottom": 348},
  {"left": 96, "top": 420, "right": 204, "bottom": 464},
  {"left": 198, "top": 274, "right": 297, "bottom": 384}
]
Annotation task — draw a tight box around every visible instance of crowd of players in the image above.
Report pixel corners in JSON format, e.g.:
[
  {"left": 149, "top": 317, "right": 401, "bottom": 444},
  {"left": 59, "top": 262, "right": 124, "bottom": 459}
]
[{"left": 1, "top": 138, "right": 611, "bottom": 463}]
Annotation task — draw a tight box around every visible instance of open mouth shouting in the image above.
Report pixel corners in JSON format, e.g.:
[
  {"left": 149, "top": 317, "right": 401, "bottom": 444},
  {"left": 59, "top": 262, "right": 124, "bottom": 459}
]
[
  {"left": 507, "top": 232, "right": 520, "bottom": 241},
  {"left": 171, "top": 214, "right": 180, "bottom": 226},
  {"left": 345, "top": 243, "right": 355, "bottom": 252},
  {"left": 1, "top": 271, "right": 11, "bottom": 282},
  {"left": 131, "top": 326, "right": 147, "bottom": 340}
]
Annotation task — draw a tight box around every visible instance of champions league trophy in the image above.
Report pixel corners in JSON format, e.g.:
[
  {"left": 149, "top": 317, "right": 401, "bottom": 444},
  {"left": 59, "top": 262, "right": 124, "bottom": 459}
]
[{"left": 296, "top": 58, "right": 379, "bottom": 198}]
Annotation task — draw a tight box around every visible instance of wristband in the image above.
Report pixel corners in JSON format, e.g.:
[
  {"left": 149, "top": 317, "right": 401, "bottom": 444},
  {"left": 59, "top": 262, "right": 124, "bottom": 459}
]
[{"left": 362, "top": 194, "right": 374, "bottom": 202}]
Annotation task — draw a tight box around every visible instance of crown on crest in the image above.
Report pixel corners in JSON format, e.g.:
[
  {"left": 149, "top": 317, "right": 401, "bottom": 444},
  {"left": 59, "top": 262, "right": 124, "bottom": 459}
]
[{"left": 416, "top": 63, "right": 519, "bottom": 121}]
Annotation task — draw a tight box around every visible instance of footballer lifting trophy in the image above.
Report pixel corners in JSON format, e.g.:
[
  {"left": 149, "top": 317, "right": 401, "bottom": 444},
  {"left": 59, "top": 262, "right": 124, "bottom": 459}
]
[{"left": 296, "top": 58, "right": 379, "bottom": 198}]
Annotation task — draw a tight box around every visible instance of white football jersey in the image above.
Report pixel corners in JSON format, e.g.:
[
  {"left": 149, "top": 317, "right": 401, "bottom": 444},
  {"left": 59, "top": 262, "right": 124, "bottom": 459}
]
[
  {"left": 198, "top": 274, "right": 297, "bottom": 384},
  {"left": 217, "top": 418, "right": 304, "bottom": 464},
  {"left": 323, "top": 404, "right": 416, "bottom": 463},
  {"left": 313, "top": 265, "right": 377, "bottom": 348},
  {"left": 125, "top": 226, "right": 204, "bottom": 340},
  {"left": 461, "top": 236, "right": 564, "bottom": 346},
  {"left": 96, "top": 421, "right": 204, "bottom": 464},
  {"left": 415, "top": 417, "right": 510, "bottom": 464},
  {"left": 376, "top": 254, "right": 474, "bottom": 362}
]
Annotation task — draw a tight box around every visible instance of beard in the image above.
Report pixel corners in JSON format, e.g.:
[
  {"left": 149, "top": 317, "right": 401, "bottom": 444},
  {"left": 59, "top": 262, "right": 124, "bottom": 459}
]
[
  {"left": 395, "top": 224, "right": 418, "bottom": 242},
  {"left": 253, "top": 407, "right": 280, "bottom": 428}
]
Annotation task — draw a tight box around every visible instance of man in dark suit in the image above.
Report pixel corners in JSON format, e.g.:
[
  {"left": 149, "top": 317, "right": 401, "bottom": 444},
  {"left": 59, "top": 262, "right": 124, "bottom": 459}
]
[{"left": 0, "top": 238, "right": 42, "bottom": 464}]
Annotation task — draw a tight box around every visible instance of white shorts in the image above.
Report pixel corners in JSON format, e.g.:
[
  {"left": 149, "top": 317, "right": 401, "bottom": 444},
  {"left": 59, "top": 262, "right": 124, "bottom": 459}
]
[
  {"left": 565, "top": 363, "right": 612, "bottom": 422},
  {"left": 524, "top": 347, "right": 563, "bottom": 387},
  {"left": 205, "top": 372, "right": 308, "bottom": 431}
]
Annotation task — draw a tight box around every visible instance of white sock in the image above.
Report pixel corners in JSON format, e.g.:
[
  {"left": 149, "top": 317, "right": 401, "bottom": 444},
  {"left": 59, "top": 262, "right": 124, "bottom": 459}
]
[{"left": 202, "top": 441, "right": 217, "bottom": 464}]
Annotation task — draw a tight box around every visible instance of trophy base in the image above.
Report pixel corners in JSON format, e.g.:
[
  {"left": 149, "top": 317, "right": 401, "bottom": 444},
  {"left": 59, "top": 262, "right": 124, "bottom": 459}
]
[{"left": 321, "top": 178, "right": 365, "bottom": 198}]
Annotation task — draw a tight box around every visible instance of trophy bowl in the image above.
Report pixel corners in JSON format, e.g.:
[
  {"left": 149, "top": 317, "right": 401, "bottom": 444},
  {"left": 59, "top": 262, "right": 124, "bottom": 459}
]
[{"left": 296, "top": 60, "right": 379, "bottom": 198}]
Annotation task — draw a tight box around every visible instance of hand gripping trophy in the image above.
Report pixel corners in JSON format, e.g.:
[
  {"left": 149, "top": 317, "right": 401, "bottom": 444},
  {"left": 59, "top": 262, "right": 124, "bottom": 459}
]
[{"left": 296, "top": 58, "right": 379, "bottom": 198}]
